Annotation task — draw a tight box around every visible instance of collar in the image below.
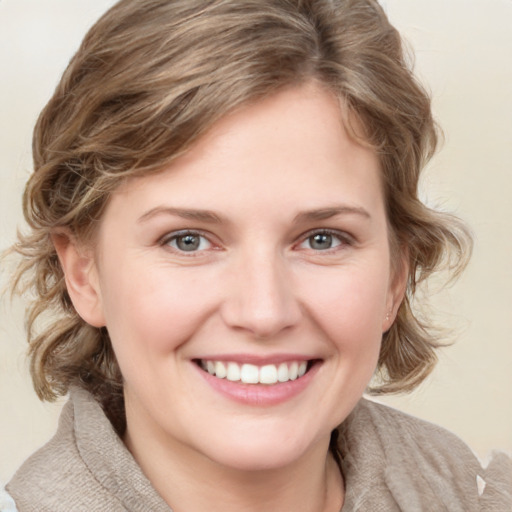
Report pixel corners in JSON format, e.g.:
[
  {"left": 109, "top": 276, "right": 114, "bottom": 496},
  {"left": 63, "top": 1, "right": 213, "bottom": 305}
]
[
  {"left": 337, "top": 398, "right": 498, "bottom": 512},
  {"left": 73, "top": 389, "right": 509, "bottom": 512},
  {"left": 72, "top": 387, "right": 172, "bottom": 511}
]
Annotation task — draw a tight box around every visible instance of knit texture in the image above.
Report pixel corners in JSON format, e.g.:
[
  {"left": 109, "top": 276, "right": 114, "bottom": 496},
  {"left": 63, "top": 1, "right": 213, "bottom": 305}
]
[
  {"left": 338, "top": 400, "right": 512, "bottom": 511},
  {"left": 7, "top": 387, "right": 512, "bottom": 511},
  {"left": 7, "top": 388, "right": 170, "bottom": 512}
]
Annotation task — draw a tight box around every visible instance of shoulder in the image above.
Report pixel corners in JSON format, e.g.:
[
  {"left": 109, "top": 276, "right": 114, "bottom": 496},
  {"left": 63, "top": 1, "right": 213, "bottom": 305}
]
[
  {"left": 5, "top": 394, "right": 118, "bottom": 511},
  {"left": 355, "top": 397, "right": 479, "bottom": 457},
  {"left": 6, "top": 388, "right": 171, "bottom": 512},
  {"left": 339, "top": 398, "right": 512, "bottom": 511}
]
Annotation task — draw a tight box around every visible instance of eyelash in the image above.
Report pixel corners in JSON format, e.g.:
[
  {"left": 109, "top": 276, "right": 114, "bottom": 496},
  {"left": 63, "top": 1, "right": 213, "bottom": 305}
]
[
  {"left": 296, "top": 229, "right": 354, "bottom": 253},
  {"left": 160, "top": 230, "right": 215, "bottom": 254},
  {"left": 159, "top": 228, "right": 354, "bottom": 255}
]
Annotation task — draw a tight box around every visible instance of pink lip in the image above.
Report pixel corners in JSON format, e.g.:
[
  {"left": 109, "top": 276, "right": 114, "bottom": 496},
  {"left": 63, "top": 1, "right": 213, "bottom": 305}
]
[{"left": 193, "top": 360, "right": 321, "bottom": 406}]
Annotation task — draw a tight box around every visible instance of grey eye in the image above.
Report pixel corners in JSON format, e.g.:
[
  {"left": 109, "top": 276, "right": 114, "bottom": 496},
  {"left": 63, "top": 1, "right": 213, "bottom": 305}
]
[
  {"left": 298, "top": 231, "right": 344, "bottom": 251},
  {"left": 176, "top": 234, "right": 201, "bottom": 251},
  {"left": 167, "top": 233, "right": 211, "bottom": 252},
  {"left": 309, "top": 233, "right": 334, "bottom": 250}
]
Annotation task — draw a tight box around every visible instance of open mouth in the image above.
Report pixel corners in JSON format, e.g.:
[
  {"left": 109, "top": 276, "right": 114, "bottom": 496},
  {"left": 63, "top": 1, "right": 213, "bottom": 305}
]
[{"left": 194, "top": 359, "right": 319, "bottom": 385}]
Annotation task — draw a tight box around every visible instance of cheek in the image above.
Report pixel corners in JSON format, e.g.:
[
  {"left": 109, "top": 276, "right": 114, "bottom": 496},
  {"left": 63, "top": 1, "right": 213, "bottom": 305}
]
[
  {"left": 299, "top": 264, "right": 390, "bottom": 351},
  {"left": 100, "top": 264, "right": 217, "bottom": 359}
]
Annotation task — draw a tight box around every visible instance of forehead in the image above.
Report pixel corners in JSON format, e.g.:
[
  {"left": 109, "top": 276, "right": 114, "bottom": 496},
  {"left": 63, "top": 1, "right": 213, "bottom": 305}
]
[{"left": 105, "top": 84, "right": 383, "bottom": 225}]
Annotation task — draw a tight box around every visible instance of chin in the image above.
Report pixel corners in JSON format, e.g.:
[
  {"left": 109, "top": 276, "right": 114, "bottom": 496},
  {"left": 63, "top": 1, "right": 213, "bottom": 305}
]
[
  {"left": 205, "top": 441, "right": 308, "bottom": 472},
  {"left": 190, "top": 420, "right": 328, "bottom": 472}
]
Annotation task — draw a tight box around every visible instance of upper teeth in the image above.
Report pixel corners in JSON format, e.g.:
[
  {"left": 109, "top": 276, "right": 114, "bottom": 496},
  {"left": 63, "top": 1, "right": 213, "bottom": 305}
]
[{"left": 200, "top": 360, "right": 308, "bottom": 385}]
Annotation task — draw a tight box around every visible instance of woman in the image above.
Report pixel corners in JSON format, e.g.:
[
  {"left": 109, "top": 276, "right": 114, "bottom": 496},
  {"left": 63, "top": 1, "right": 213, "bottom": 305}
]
[{"left": 3, "top": 0, "right": 511, "bottom": 510}]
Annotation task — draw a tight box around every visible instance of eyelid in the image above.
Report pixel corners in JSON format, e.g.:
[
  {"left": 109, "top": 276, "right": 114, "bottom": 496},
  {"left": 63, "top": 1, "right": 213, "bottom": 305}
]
[
  {"left": 295, "top": 228, "right": 355, "bottom": 250},
  {"left": 159, "top": 229, "right": 219, "bottom": 253}
]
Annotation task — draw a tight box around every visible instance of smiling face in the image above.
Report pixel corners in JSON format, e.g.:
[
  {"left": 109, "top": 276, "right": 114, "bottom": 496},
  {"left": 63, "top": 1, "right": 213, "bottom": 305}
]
[{"left": 62, "top": 83, "right": 405, "bottom": 473}]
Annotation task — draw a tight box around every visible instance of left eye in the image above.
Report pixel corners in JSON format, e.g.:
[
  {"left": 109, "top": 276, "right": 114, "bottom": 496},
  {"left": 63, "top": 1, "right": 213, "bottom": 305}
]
[
  {"left": 299, "top": 232, "right": 343, "bottom": 251},
  {"left": 165, "top": 232, "right": 212, "bottom": 252}
]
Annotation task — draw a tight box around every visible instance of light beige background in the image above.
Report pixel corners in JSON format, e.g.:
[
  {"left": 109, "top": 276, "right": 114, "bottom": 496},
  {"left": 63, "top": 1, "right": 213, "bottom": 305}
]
[{"left": 1, "top": 0, "right": 511, "bottom": 484}]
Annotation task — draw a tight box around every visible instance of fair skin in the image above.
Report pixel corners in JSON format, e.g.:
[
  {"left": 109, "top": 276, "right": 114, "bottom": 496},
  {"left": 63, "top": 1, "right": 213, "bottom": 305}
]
[{"left": 55, "top": 83, "right": 406, "bottom": 512}]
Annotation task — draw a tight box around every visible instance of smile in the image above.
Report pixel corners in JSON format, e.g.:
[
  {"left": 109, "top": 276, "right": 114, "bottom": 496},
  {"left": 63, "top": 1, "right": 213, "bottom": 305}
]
[
  {"left": 197, "top": 360, "right": 311, "bottom": 385},
  {"left": 193, "top": 357, "right": 322, "bottom": 405}
]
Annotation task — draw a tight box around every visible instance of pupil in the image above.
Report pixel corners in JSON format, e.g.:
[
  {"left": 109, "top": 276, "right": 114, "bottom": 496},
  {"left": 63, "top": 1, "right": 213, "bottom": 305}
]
[
  {"left": 177, "top": 235, "right": 200, "bottom": 251},
  {"left": 311, "top": 233, "right": 332, "bottom": 250}
]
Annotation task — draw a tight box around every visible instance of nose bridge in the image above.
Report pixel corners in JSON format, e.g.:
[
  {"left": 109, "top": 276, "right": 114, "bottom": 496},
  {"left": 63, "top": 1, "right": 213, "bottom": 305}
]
[{"left": 221, "top": 246, "right": 300, "bottom": 338}]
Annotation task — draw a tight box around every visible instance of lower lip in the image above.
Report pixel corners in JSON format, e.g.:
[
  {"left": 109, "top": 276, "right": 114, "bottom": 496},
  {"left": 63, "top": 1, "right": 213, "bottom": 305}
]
[{"left": 194, "top": 362, "right": 320, "bottom": 406}]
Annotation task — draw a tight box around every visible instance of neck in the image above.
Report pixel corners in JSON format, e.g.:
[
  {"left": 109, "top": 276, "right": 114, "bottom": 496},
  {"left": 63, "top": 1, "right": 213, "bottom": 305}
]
[{"left": 125, "top": 426, "right": 344, "bottom": 512}]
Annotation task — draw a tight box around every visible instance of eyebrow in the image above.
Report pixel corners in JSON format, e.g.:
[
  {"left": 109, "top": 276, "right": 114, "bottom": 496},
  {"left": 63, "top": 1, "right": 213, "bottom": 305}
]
[
  {"left": 293, "top": 206, "right": 371, "bottom": 223},
  {"left": 137, "top": 207, "right": 224, "bottom": 224},
  {"left": 138, "top": 205, "right": 371, "bottom": 225}
]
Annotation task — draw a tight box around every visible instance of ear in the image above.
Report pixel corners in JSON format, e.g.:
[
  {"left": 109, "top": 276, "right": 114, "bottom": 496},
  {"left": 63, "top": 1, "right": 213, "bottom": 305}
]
[
  {"left": 52, "top": 231, "right": 106, "bottom": 327},
  {"left": 382, "top": 249, "right": 409, "bottom": 332}
]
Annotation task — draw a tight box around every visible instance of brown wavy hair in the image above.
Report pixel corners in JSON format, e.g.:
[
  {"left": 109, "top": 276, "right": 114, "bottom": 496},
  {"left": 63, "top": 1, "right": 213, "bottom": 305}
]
[{"left": 11, "top": 0, "right": 471, "bottom": 425}]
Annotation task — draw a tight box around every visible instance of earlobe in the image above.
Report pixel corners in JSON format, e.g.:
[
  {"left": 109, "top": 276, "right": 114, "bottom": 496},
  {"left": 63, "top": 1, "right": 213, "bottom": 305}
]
[{"left": 52, "top": 231, "right": 106, "bottom": 327}]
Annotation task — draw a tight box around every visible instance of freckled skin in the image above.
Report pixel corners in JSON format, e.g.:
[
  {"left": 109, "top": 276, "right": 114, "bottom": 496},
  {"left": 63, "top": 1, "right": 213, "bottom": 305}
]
[{"left": 65, "top": 84, "right": 405, "bottom": 509}]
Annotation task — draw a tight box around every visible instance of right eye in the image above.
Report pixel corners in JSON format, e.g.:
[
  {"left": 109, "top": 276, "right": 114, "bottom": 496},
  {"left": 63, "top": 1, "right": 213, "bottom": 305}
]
[
  {"left": 163, "top": 231, "right": 212, "bottom": 253},
  {"left": 295, "top": 229, "right": 352, "bottom": 253},
  {"left": 303, "top": 232, "right": 342, "bottom": 251}
]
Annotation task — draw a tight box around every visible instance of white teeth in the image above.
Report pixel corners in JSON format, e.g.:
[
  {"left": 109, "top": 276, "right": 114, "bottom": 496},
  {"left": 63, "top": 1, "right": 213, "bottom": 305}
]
[
  {"left": 277, "top": 363, "right": 289, "bottom": 383},
  {"left": 240, "top": 364, "right": 259, "bottom": 384},
  {"left": 259, "top": 365, "right": 278, "bottom": 385},
  {"left": 226, "top": 362, "right": 240, "bottom": 381},
  {"left": 206, "top": 361, "right": 216, "bottom": 375},
  {"left": 200, "top": 360, "right": 311, "bottom": 385},
  {"left": 289, "top": 362, "right": 299, "bottom": 381},
  {"left": 214, "top": 361, "right": 227, "bottom": 379}
]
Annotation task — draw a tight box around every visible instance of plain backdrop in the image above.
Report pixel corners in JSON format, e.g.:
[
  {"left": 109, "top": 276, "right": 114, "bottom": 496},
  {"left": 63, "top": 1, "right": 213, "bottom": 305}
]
[{"left": 1, "top": 0, "right": 511, "bottom": 483}]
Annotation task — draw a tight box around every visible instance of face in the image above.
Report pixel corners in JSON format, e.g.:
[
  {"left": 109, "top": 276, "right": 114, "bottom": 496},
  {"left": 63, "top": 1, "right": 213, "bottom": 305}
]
[{"left": 68, "top": 84, "right": 405, "bottom": 472}]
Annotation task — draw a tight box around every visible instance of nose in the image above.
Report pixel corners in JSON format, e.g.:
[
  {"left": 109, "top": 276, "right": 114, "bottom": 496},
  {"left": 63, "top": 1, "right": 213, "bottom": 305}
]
[{"left": 220, "top": 250, "right": 302, "bottom": 339}]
